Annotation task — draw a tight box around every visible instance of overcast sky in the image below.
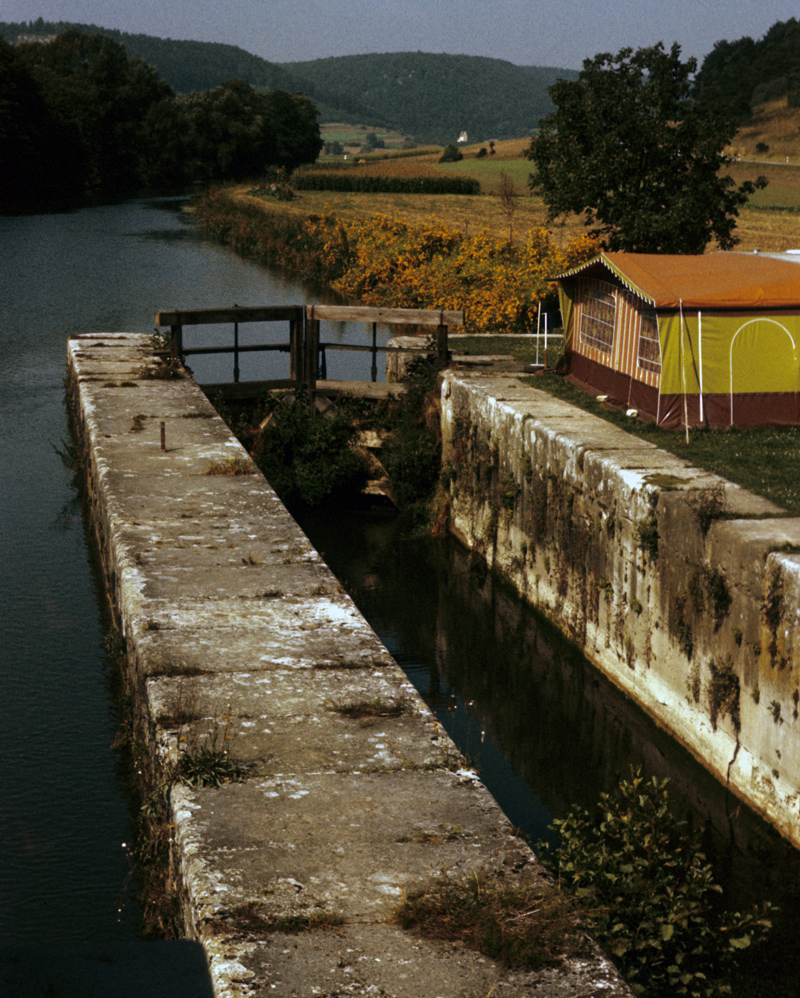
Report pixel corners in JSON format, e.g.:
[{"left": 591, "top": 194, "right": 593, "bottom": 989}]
[{"left": 3, "top": 0, "right": 799, "bottom": 69}]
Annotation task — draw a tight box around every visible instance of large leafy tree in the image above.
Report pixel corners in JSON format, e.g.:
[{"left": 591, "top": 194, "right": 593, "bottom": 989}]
[
  {"left": 178, "top": 80, "right": 322, "bottom": 183},
  {"left": 0, "top": 37, "right": 82, "bottom": 206},
  {"left": 16, "top": 28, "right": 173, "bottom": 194},
  {"left": 527, "top": 43, "right": 766, "bottom": 254}
]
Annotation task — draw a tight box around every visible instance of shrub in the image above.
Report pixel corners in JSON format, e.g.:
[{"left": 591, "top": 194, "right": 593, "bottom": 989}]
[
  {"left": 539, "top": 770, "right": 773, "bottom": 997},
  {"left": 252, "top": 391, "right": 368, "bottom": 507},
  {"left": 292, "top": 173, "right": 479, "bottom": 195},
  {"left": 381, "top": 356, "right": 443, "bottom": 515},
  {"left": 439, "top": 143, "right": 463, "bottom": 163}
]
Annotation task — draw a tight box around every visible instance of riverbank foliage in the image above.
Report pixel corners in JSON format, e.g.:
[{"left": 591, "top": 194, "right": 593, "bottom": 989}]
[{"left": 193, "top": 186, "right": 598, "bottom": 334}]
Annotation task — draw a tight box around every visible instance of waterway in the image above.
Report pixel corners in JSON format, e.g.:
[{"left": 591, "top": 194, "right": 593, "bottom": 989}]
[{"left": 2, "top": 196, "right": 798, "bottom": 992}]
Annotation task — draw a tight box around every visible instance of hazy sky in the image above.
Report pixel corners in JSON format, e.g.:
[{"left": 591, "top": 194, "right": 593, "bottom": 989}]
[{"left": 3, "top": 0, "right": 799, "bottom": 69}]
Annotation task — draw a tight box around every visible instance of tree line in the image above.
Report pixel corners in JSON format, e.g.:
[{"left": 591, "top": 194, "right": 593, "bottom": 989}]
[
  {"left": 0, "top": 28, "right": 322, "bottom": 211},
  {"left": 694, "top": 17, "right": 800, "bottom": 119}
]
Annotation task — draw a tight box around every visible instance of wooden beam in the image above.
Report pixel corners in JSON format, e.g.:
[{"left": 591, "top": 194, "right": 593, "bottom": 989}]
[
  {"left": 307, "top": 305, "right": 464, "bottom": 327},
  {"left": 199, "top": 378, "right": 298, "bottom": 401},
  {"left": 155, "top": 306, "right": 301, "bottom": 326}
]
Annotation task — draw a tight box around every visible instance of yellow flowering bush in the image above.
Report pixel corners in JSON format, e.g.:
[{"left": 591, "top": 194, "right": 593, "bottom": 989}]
[
  {"left": 304, "top": 210, "right": 598, "bottom": 333},
  {"left": 195, "top": 189, "right": 599, "bottom": 334}
]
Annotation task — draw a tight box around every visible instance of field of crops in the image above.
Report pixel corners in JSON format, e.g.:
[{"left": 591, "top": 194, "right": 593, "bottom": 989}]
[{"left": 283, "top": 128, "right": 800, "bottom": 251}]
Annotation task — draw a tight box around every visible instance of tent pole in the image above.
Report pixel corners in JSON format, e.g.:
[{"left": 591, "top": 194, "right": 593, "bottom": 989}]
[
  {"left": 536, "top": 301, "right": 541, "bottom": 366},
  {"left": 680, "top": 300, "right": 690, "bottom": 444},
  {"left": 698, "top": 311, "right": 704, "bottom": 425}
]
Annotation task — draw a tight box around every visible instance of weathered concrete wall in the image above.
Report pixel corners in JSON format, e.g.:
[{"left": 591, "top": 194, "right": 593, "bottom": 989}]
[
  {"left": 442, "top": 370, "right": 800, "bottom": 849},
  {"left": 67, "top": 334, "right": 629, "bottom": 998}
]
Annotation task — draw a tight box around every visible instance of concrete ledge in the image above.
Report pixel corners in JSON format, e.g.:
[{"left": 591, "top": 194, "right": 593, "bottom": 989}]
[
  {"left": 68, "top": 335, "right": 631, "bottom": 998},
  {"left": 442, "top": 370, "right": 800, "bottom": 849}
]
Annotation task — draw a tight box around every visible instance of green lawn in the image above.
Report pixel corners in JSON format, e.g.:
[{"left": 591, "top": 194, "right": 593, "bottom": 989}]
[{"left": 434, "top": 157, "right": 534, "bottom": 195}]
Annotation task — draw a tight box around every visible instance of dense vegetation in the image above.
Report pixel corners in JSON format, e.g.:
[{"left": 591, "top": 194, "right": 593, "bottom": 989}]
[
  {"left": 529, "top": 43, "right": 766, "bottom": 253},
  {"left": 292, "top": 173, "right": 480, "bottom": 195},
  {"left": 0, "top": 19, "right": 305, "bottom": 93},
  {"left": 0, "top": 27, "right": 322, "bottom": 209},
  {"left": 696, "top": 17, "right": 800, "bottom": 119},
  {"left": 195, "top": 187, "right": 598, "bottom": 334}
]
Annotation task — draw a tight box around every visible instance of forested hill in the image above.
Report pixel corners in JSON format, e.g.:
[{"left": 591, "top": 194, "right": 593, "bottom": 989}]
[
  {"left": 695, "top": 17, "right": 800, "bottom": 117},
  {"left": 0, "top": 21, "right": 574, "bottom": 142},
  {"left": 0, "top": 20, "right": 304, "bottom": 93},
  {"left": 280, "top": 53, "right": 576, "bottom": 143}
]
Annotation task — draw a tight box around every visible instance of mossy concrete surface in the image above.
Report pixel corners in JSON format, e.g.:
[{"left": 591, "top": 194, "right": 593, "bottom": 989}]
[
  {"left": 67, "top": 334, "right": 630, "bottom": 998},
  {"left": 442, "top": 370, "right": 800, "bottom": 850}
]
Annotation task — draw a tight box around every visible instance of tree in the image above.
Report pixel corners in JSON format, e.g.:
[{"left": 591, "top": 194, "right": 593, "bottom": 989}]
[
  {"left": 17, "top": 28, "right": 173, "bottom": 194},
  {"left": 439, "top": 143, "right": 463, "bottom": 163},
  {"left": 179, "top": 80, "right": 322, "bottom": 183},
  {"left": 497, "top": 169, "right": 518, "bottom": 243},
  {"left": 0, "top": 37, "right": 82, "bottom": 207},
  {"left": 527, "top": 43, "right": 767, "bottom": 254}
]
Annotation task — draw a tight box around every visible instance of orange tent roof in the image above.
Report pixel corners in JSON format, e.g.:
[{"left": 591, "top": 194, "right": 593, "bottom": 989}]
[{"left": 558, "top": 252, "right": 800, "bottom": 309}]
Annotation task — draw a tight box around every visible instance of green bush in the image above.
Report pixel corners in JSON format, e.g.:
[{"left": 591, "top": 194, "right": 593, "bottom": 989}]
[
  {"left": 539, "top": 770, "right": 773, "bottom": 997},
  {"left": 292, "top": 172, "right": 479, "bottom": 195},
  {"left": 253, "top": 391, "right": 368, "bottom": 507},
  {"left": 381, "top": 356, "right": 442, "bottom": 514},
  {"left": 439, "top": 143, "right": 464, "bottom": 163}
]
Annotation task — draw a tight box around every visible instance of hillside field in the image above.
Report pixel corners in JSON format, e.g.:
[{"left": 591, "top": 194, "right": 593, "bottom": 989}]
[{"left": 282, "top": 124, "right": 800, "bottom": 252}]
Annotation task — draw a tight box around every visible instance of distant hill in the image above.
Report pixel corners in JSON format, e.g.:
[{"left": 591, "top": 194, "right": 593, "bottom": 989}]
[
  {"left": 0, "top": 21, "right": 574, "bottom": 143},
  {"left": 695, "top": 17, "right": 800, "bottom": 118},
  {"left": 281, "top": 52, "right": 576, "bottom": 143},
  {"left": 0, "top": 20, "right": 304, "bottom": 93}
]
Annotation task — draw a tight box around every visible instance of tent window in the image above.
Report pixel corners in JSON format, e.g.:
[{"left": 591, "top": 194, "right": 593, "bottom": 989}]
[
  {"left": 637, "top": 308, "right": 661, "bottom": 374},
  {"left": 578, "top": 279, "right": 616, "bottom": 354}
]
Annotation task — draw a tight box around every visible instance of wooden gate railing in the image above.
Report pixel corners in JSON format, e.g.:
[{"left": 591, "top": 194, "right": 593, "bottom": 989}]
[
  {"left": 154, "top": 304, "right": 465, "bottom": 398},
  {"left": 154, "top": 306, "right": 304, "bottom": 390}
]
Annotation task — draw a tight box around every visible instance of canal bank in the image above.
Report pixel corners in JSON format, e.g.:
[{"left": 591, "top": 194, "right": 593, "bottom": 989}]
[
  {"left": 441, "top": 370, "right": 800, "bottom": 851},
  {"left": 67, "top": 332, "right": 629, "bottom": 997}
]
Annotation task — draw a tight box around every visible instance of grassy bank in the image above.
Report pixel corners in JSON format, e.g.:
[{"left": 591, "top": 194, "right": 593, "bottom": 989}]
[{"left": 285, "top": 133, "right": 800, "bottom": 252}]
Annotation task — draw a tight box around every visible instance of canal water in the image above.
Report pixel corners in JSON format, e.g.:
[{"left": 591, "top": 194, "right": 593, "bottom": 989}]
[{"left": 1, "top": 196, "right": 797, "bottom": 992}]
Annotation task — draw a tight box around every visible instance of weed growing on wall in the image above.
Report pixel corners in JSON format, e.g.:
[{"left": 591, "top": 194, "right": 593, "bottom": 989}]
[
  {"left": 251, "top": 390, "right": 368, "bottom": 507},
  {"left": 539, "top": 769, "right": 773, "bottom": 997},
  {"left": 396, "top": 869, "right": 583, "bottom": 969},
  {"left": 381, "top": 356, "right": 443, "bottom": 516}
]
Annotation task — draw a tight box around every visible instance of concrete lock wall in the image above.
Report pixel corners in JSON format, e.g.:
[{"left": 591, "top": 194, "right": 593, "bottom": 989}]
[
  {"left": 66, "top": 334, "right": 629, "bottom": 998},
  {"left": 442, "top": 370, "right": 800, "bottom": 850}
]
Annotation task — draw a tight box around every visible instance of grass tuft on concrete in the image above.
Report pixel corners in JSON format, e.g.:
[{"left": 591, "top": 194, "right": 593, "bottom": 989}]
[{"left": 395, "top": 870, "right": 583, "bottom": 969}]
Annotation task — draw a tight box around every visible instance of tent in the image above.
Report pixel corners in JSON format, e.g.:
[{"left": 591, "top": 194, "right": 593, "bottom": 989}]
[{"left": 556, "top": 251, "right": 800, "bottom": 428}]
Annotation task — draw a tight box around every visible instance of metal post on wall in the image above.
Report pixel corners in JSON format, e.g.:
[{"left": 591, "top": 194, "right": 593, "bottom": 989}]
[{"left": 233, "top": 304, "right": 240, "bottom": 383}]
